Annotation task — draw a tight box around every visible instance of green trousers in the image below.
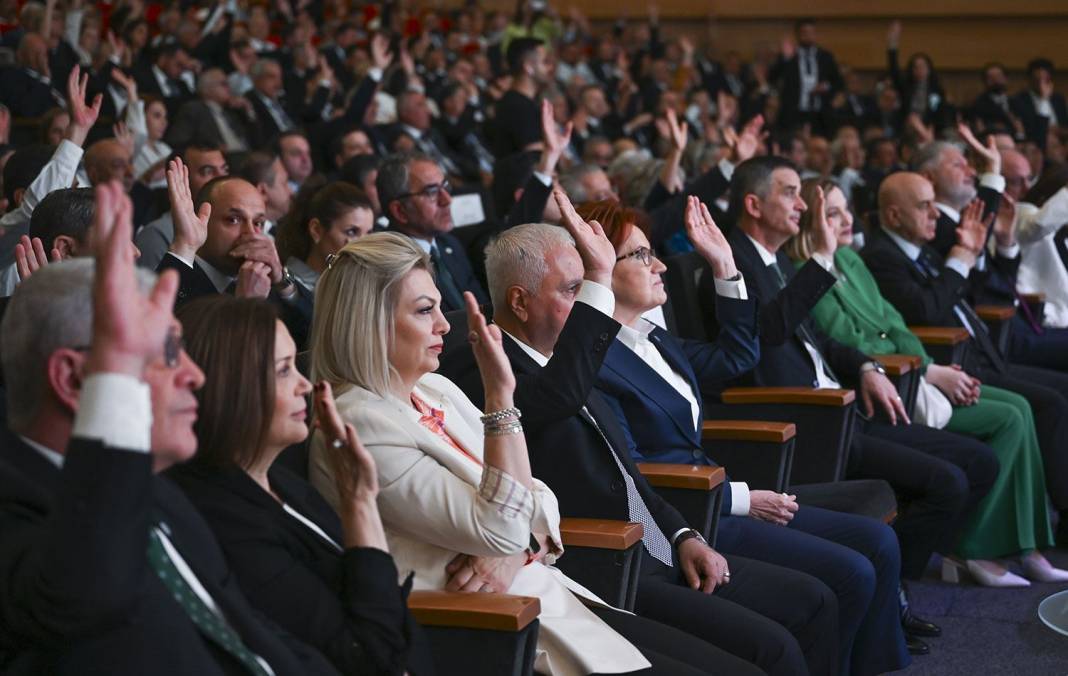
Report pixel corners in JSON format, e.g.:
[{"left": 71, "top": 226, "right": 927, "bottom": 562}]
[{"left": 944, "top": 384, "right": 1054, "bottom": 559}]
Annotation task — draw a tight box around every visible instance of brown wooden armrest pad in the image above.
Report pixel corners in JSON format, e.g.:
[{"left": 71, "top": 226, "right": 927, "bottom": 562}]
[
  {"left": 721, "top": 387, "right": 855, "bottom": 406},
  {"left": 559, "top": 518, "right": 644, "bottom": 550},
  {"left": 908, "top": 326, "right": 970, "bottom": 345},
  {"left": 1020, "top": 292, "right": 1046, "bottom": 303},
  {"left": 872, "top": 354, "right": 922, "bottom": 376},
  {"left": 975, "top": 304, "right": 1016, "bottom": 320},
  {"left": 408, "top": 591, "right": 540, "bottom": 631},
  {"left": 638, "top": 462, "right": 726, "bottom": 490},
  {"left": 701, "top": 420, "right": 796, "bottom": 443}
]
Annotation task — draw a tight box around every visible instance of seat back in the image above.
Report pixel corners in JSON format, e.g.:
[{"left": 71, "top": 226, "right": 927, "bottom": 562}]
[{"left": 663, "top": 252, "right": 710, "bottom": 341}]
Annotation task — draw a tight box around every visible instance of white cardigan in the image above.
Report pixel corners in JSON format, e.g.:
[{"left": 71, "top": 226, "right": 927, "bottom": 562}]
[
  {"left": 1015, "top": 187, "right": 1068, "bottom": 328},
  {"left": 309, "top": 372, "right": 649, "bottom": 675}
]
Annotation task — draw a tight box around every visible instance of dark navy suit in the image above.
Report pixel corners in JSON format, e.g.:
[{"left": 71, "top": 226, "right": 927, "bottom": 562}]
[{"left": 597, "top": 293, "right": 908, "bottom": 676}]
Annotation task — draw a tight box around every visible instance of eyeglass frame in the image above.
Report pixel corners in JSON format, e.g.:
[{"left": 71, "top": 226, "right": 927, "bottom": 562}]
[
  {"left": 615, "top": 246, "right": 655, "bottom": 267},
  {"left": 71, "top": 327, "right": 185, "bottom": 369},
  {"left": 395, "top": 180, "right": 452, "bottom": 202}
]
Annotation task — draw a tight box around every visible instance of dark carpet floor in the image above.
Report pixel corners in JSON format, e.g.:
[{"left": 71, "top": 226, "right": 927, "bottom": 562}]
[{"left": 892, "top": 551, "right": 1068, "bottom": 675}]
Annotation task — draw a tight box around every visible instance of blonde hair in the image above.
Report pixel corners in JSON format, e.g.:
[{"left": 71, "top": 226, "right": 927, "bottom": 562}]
[
  {"left": 784, "top": 178, "right": 843, "bottom": 263},
  {"left": 310, "top": 231, "right": 431, "bottom": 399}
]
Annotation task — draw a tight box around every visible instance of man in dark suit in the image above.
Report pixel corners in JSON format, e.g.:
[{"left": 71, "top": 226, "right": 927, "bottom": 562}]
[
  {"left": 697, "top": 157, "right": 997, "bottom": 604},
  {"left": 863, "top": 171, "right": 1068, "bottom": 544},
  {"left": 969, "top": 63, "right": 1018, "bottom": 134},
  {"left": 1010, "top": 58, "right": 1068, "bottom": 150},
  {"left": 0, "top": 32, "right": 67, "bottom": 118},
  {"left": 441, "top": 208, "right": 839, "bottom": 676},
  {"left": 375, "top": 151, "right": 488, "bottom": 313},
  {"left": 166, "top": 68, "right": 255, "bottom": 152},
  {"left": 381, "top": 90, "right": 478, "bottom": 184},
  {"left": 769, "top": 18, "right": 843, "bottom": 132},
  {"left": 133, "top": 42, "right": 194, "bottom": 115},
  {"left": 156, "top": 167, "right": 313, "bottom": 347},
  {"left": 245, "top": 58, "right": 297, "bottom": 147},
  {"left": 0, "top": 183, "right": 337, "bottom": 675}
]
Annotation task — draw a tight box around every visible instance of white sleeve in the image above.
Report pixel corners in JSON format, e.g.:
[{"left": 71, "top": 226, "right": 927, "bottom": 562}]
[
  {"left": 71, "top": 373, "right": 153, "bottom": 452},
  {"left": 945, "top": 257, "right": 973, "bottom": 279},
  {"left": 577, "top": 279, "right": 615, "bottom": 317},
  {"left": 1017, "top": 189, "right": 1068, "bottom": 245},
  {"left": 2, "top": 140, "right": 85, "bottom": 231},
  {"left": 978, "top": 173, "right": 1006, "bottom": 194},
  {"left": 713, "top": 275, "right": 748, "bottom": 300},
  {"left": 717, "top": 158, "right": 736, "bottom": 181}
]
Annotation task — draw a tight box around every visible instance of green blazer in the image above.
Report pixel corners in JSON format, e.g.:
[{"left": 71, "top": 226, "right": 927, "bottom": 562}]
[{"left": 797, "top": 247, "right": 933, "bottom": 368}]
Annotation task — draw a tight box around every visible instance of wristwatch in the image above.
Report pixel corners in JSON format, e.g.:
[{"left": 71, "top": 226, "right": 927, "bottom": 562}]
[
  {"left": 674, "top": 529, "right": 706, "bottom": 550},
  {"left": 860, "top": 360, "right": 886, "bottom": 376},
  {"left": 273, "top": 266, "right": 297, "bottom": 294}
]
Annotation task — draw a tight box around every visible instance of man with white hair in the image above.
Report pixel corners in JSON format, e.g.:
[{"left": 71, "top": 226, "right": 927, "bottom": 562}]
[{"left": 442, "top": 195, "right": 839, "bottom": 676}]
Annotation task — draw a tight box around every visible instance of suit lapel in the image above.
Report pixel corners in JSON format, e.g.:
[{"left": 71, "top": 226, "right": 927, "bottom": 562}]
[{"left": 603, "top": 338, "right": 699, "bottom": 445}]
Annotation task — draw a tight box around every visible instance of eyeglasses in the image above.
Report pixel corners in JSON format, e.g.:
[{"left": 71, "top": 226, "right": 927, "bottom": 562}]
[
  {"left": 71, "top": 328, "right": 185, "bottom": 369},
  {"left": 397, "top": 180, "right": 451, "bottom": 202},
  {"left": 616, "top": 246, "right": 655, "bottom": 267}
]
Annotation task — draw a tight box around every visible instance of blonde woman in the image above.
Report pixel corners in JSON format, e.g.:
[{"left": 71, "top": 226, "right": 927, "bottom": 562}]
[{"left": 308, "top": 231, "right": 756, "bottom": 675}]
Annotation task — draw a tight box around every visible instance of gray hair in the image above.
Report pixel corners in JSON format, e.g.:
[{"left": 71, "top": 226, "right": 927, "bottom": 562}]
[
  {"left": 249, "top": 58, "right": 279, "bottom": 80},
  {"left": 484, "top": 223, "right": 575, "bottom": 311},
  {"left": 558, "top": 164, "right": 604, "bottom": 204},
  {"left": 909, "top": 141, "right": 960, "bottom": 173},
  {"left": 375, "top": 151, "right": 436, "bottom": 224},
  {"left": 1, "top": 259, "right": 155, "bottom": 431}
]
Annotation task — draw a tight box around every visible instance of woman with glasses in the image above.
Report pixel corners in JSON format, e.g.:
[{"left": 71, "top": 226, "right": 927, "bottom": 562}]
[
  {"left": 785, "top": 177, "right": 1068, "bottom": 588},
  {"left": 582, "top": 196, "right": 911, "bottom": 676},
  {"left": 307, "top": 230, "right": 762, "bottom": 675}
]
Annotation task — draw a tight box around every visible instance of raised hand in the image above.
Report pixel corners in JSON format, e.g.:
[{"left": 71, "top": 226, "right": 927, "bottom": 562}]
[
  {"left": 780, "top": 35, "right": 796, "bottom": 60},
  {"left": 66, "top": 65, "right": 104, "bottom": 147},
  {"left": 538, "top": 98, "right": 572, "bottom": 175},
  {"left": 86, "top": 181, "right": 179, "bottom": 378},
  {"left": 553, "top": 187, "right": 615, "bottom": 285},
  {"left": 887, "top": 20, "right": 901, "bottom": 49},
  {"left": 993, "top": 193, "right": 1017, "bottom": 248},
  {"left": 112, "top": 120, "right": 135, "bottom": 155},
  {"left": 808, "top": 185, "right": 837, "bottom": 259},
  {"left": 464, "top": 291, "right": 515, "bottom": 408},
  {"left": 166, "top": 158, "right": 211, "bottom": 261},
  {"left": 725, "top": 114, "right": 764, "bottom": 164},
  {"left": 370, "top": 33, "right": 393, "bottom": 71},
  {"left": 685, "top": 196, "right": 737, "bottom": 278},
  {"left": 955, "top": 199, "right": 990, "bottom": 256},
  {"left": 663, "top": 107, "right": 688, "bottom": 154},
  {"left": 314, "top": 381, "right": 380, "bottom": 504},
  {"left": 14, "top": 235, "right": 60, "bottom": 281},
  {"left": 110, "top": 67, "right": 138, "bottom": 101},
  {"left": 957, "top": 121, "right": 1000, "bottom": 174}
]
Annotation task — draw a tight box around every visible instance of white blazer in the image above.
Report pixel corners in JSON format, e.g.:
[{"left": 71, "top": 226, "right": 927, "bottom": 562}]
[
  {"left": 1015, "top": 187, "right": 1068, "bottom": 328},
  {"left": 309, "top": 372, "right": 649, "bottom": 675}
]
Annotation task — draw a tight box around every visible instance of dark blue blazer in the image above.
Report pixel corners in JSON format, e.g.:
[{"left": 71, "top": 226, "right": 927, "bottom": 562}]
[{"left": 596, "top": 294, "right": 759, "bottom": 515}]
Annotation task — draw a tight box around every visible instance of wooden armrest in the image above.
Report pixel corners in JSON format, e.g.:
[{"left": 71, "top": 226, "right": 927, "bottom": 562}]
[
  {"left": 872, "top": 354, "right": 922, "bottom": 376},
  {"left": 1020, "top": 292, "right": 1046, "bottom": 303},
  {"left": 701, "top": 420, "right": 796, "bottom": 443},
  {"left": 408, "top": 591, "right": 540, "bottom": 631},
  {"left": 908, "top": 326, "right": 969, "bottom": 345},
  {"left": 975, "top": 304, "right": 1016, "bottom": 321},
  {"left": 638, "top": 462, "right": 725, "bottom": 490},
  {"left": 560, "top": 518, "right": 643, "bottom": 550},
  {"left": 721, "top": 387, "right": 855, "bottom": 407}
]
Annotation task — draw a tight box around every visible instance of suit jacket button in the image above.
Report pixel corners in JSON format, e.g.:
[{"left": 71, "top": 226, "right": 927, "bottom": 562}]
[
  {"left": 610, "top": 480, "right": 623, "bottom": 492},
  {"left": 692, "top": 449, "right": 703, "bottom": 459},
  {"left": 879, "top": 332, "right": 888, "bottom": 339}
]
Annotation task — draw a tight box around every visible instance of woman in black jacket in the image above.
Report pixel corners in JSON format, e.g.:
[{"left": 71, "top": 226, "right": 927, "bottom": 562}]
[{"left": 169, "top": 295, "right": 433, "bottom": 676}]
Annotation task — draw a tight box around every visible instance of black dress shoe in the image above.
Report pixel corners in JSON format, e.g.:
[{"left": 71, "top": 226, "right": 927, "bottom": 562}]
[
  {"left": 906, "top": 634, "right": 930, "bottom": 655},
  {"left": 902, "top": 610, "right": 942, "bottom": 638}
]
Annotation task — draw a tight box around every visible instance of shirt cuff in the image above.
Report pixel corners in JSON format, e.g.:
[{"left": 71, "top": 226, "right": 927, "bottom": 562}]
[
  {"left": 669, "top": 527, "right": 692, "bottom": 546},
  {"left": 996, "top": 243, "right": 1020, "bottom": 259},
  {"left": 532, "top": 170, "right": 552, "bottom": 187},
  {"left": 367, "top": 67, "right": 384, "bottom": 82},
  {"left": 717, "top": 158, "right": 735, "bottom": 181},
  {"left": 478, "top": 464, "right": 535, "bottom": 520},
  {"left": 713, "top": 275, "right": 748, "bottom": 300},
  {"left": 945, "top": 256, "right": 972, "bottom": 279},
  {"left": 165, "top": 250, "right": 195, "bottom": 269},
  {"left": 729, "top": 481, "right": 751, "bottom": 516},
  {"left": 72, "top": 373, "right": 152, "bottom": 453},
  {"left": 577, "top": 279, "right": 615, "bottom": 317},
  {"left": 810, "top": 252, "right": 835, "bottom": 272},
  {"left": 979, "top": 172, "right": 1006, "bottom": 193}
]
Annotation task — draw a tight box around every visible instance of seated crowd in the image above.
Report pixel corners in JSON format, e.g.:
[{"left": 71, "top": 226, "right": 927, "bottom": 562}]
[{"left": 2, "top": 1, "right": 1068, "bottom": 674}]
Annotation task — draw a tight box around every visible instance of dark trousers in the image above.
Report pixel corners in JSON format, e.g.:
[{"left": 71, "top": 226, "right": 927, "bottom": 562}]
[
  {"left": 1007, "top": 317, "right": 1068, "bottom": 373},
  {"left": 634, "top": 550, "right": 838, "bottom": 676},
  {"left": 847, "top": 424, "right": 999, "bottom": 579},
  {"left": 983, "top": 363, "right": 1068, "bottom": 511},
  {"left": 589, "top": 606, "right": 764, "bottom": 676},
  {"left": 716, "top": 507, "right": 909, "bottom": 676}
]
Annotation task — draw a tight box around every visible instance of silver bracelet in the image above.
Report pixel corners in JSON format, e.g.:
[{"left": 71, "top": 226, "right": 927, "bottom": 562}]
[
  {"left": 484, "top": 422, "right": 524, "bottom": 437},
  {"left": 480, "top": 407, "right": 522, "bottom": 425}
]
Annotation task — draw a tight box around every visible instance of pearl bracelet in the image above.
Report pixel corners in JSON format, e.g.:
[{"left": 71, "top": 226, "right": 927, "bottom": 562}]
[{"left": 480, "top": 407, "right": 522, "bottom": 425}]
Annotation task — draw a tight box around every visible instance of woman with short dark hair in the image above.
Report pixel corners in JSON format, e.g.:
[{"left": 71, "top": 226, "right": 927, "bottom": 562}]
[{"left": 169, "top": 295, "right": 433, "bottom": 675}]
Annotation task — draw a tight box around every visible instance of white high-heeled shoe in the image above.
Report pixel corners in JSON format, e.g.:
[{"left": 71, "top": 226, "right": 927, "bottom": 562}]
[
  {"left": 941, "top": 558, "right": 1030, "bottom": 588},
  {"left": 1021, "top": 553, "right": 1068, "bottom": 583}
]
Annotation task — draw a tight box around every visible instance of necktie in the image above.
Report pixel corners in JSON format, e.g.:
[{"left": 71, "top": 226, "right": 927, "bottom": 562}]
[
  {"left": 769, "top": 262, "right": 840, "bottom": 384},
  {"left": 581, "top": 406, "right": 674, "bottom": 567},
  {"left": 147, "top": 527, "right": 273, "bottom": 676},
  {"left": 430, "top": 245, "right": 464, "bottom": 310},
  {"left": 1014, "top": 289, "right": 1044, "bottom": 335},
  {"left": 266, "top": 97, "right": 294, "bottom": 131}
]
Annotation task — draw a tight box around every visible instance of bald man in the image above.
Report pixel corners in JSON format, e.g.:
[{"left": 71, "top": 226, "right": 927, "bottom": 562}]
[
  {"left": 863, "top": 171, "right": 1068, "bottom": 541},
  {"left": 0, "top": 32, "right": 65, "bottom": 117},
  {"left": 84, "top": 138, "right": 160, "bottom": 227},
  {"left": 158, "top": 172, "right": 314, "bottom": 345}
]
